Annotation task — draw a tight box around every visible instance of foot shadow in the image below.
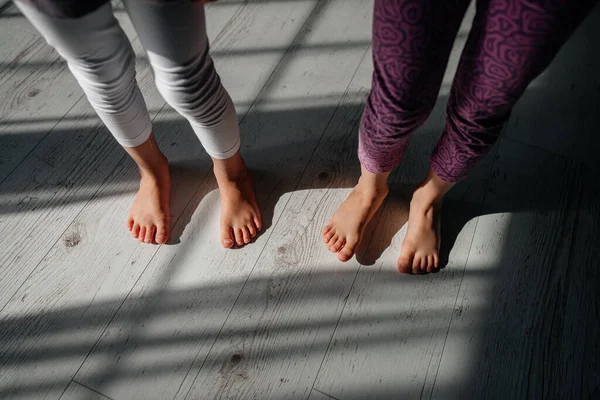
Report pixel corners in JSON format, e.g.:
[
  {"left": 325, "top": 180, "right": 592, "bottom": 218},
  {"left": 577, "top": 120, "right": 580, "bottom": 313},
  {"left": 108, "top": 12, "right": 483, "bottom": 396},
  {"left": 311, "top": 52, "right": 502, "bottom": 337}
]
[
  {"left": 438, "top": 197, "right": 482, "bottom": 269},
  {"left": 168, "top": 163, "right": 275, "bottom": 248},
  {"left": 355, "top": 180, "right": 483, "bottom": 273},
  {"left": 166, "top": 161, "right": 217, "bottom": 245},
  {"left": 355, "top": 186, "right": 411, "bottom": 267}
]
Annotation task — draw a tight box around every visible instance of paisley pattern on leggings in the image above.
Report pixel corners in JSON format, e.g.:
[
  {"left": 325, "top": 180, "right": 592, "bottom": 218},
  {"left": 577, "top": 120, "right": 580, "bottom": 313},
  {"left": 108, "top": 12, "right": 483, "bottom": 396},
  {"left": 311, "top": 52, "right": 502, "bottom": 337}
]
[{"left": 359, "top": 0, "right": 596, "bottom": 181}]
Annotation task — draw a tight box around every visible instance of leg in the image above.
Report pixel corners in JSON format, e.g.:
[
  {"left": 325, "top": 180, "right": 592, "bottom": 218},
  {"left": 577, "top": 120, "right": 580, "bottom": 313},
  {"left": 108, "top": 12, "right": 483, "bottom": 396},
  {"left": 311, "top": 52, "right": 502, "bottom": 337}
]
[
  {"left": 16, "top": 1, "right": 171, "bottom": 244},
  {"left": 323, "top": 0, "right": 470, "bottom": 262},
  {"left": 123, "top": 0, "right": 260, "bottom": 248},
  {"left": 400, "top": 0, "right": 599, "bottom": 273}
]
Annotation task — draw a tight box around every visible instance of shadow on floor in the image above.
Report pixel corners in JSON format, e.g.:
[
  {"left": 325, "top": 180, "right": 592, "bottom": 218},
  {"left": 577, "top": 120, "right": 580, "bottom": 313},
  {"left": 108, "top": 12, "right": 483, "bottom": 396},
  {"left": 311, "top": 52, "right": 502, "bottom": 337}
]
[{"left": 1, "top": 1, "right": 599, "bottom": 399}]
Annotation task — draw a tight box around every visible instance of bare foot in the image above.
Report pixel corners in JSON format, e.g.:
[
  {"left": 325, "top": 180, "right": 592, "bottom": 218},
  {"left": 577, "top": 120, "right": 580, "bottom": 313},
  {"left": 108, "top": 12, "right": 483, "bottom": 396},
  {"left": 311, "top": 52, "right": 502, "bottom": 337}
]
[
  {"left": 397, "top": 192, "right": 442, "bottom": 274},
  {"left": 126, "top": 154, "right": 171, "bottom": 244},
  {"left": 322, "top": 174, "right": 389, "bottom": 262},
  {"left": 214, "top": 153, "right": 261, "bottom": 248}
]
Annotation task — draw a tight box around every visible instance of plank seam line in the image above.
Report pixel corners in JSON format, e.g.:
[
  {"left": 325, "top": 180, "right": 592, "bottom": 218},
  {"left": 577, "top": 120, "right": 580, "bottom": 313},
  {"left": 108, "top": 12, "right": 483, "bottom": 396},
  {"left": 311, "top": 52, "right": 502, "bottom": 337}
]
[
  {"left": 177, "top": 2, "right": 368, "bottom": 398},
  {"left": 426, "top": 140, "right": 502, "bottom": 400},
  {"left": 0, "top": 89, "right": 87, "bottom": 314},
  {"left": 55, "top": 101, "right": 172, "bottom": 399},
  {"left": 69, "top": 379, "right": 115, "bottom": 400},
  {"left": 312, "top": 388, "right": 341, "bottom": 400},
  {"left": 0, "top": 1, "right": 135, "bottom": 188},
  {"left": 306, "top": 43, "right": 374, "bottom": 400}
]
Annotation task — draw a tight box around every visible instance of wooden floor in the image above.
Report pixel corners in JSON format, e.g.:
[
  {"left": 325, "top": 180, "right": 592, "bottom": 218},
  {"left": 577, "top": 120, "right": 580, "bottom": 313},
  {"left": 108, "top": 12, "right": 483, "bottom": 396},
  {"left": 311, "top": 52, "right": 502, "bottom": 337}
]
[{"left": 1, "top": 1, "right": 599, "bottom": 399}]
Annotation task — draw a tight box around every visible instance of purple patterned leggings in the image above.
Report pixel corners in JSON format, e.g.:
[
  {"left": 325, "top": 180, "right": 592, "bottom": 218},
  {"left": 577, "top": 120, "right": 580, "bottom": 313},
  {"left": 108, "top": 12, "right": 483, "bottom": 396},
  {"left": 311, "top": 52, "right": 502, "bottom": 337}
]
[{"left": 359, "top": 0, "right": 597, "bottom": 181}]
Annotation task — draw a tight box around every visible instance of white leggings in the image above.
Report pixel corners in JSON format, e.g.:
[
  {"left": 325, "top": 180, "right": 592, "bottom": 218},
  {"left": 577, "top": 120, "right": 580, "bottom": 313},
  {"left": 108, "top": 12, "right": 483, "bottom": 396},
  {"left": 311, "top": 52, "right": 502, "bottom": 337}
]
[{"left": 16, "top": 0, "right": 240, "bottom": 159}]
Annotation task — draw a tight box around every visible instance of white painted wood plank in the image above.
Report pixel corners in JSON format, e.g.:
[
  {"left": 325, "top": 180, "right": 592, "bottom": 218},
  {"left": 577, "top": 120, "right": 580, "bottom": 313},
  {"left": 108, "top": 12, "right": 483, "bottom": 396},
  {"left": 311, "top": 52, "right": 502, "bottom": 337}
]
[
  {"left": 0, "top": 0, "right": 246, "bottom": 309},
  {"left": 182, "top": 4, "right": 480, "bottom": 398},
  {"left": 0, "top": 4, "right": 140, "bottom": 183},
  {"left": 59, "top": 381, "right": 110, "bottom": 400},
  {"left": 309, "top": 6, "right": 488, "bottom": 399},
  {"left": 0, "top": 4, "right": 252, "bottom": 400},
  {"left": 0, "top": 0, "right": 235, "bottom": 183},
  {"left": 0, "top": 2, "right": 46, "bottom": 82},
  {"left": 0, "top": 1, "right": 330, "bottom": 399},
  {"left": 308, "top": 389, "right": 339, "bottom": 400},
  {"left": 431, "top": 139, "right": 584, "bottom": 399},
  {"left": 66, "top": 2, "right": 374, "bottom": 399},
  {"left": 0, "top": 2, "right": 129, "bottom": 85},
  {"left": 310, "top": 96, "right": 495, "bottom": 400},
  {"left": 174, "top": 5, "right": 375, "bottom": 400},
  {"left": 0, "top": 34, "right": 168, "bottom": 309}
]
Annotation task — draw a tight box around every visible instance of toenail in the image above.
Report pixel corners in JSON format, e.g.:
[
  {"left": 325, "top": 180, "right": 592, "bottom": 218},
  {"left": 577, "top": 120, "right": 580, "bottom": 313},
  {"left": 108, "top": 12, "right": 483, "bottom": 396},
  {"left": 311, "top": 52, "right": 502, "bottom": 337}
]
[{"left": 223, "top": 239, "right": 233, "bottom": 246}]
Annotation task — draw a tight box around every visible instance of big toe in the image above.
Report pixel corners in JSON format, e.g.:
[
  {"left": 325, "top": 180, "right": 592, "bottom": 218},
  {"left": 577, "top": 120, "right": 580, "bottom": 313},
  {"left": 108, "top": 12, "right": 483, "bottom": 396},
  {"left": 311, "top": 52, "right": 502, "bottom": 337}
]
[
  {"left": 337, "top": 234, "right": 359, "bottom": 262},
  {"left": 220, "top": 223, "right": 234, "bottom": 248},
  {"left": 155, "top": 221, "right": 169, "bottom": 244},
  {"left": 397, "top": 249, "right": 414, "bottom": 274}
]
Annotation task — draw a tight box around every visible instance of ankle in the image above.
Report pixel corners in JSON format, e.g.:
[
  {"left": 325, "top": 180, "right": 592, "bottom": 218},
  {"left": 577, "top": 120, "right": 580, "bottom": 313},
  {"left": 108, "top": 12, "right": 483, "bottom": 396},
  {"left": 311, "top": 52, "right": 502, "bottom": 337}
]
[
  {"left": 410, "top": 185, "right": 444, "bottom": 212},
  {"left": 138, "top": 154, "right": 169, "bottom": 181},
  {"left": 213, "top": 152, "right": 250, "bottom": 184},
  {"left": 411, "top": 167, "right": 454, "bottom": 208},
  {"left": 356, "top": 167, "right": 389, "bottom": 198},
  {"left": 356, "top": 176, "right": 389, "bottom": 199}
]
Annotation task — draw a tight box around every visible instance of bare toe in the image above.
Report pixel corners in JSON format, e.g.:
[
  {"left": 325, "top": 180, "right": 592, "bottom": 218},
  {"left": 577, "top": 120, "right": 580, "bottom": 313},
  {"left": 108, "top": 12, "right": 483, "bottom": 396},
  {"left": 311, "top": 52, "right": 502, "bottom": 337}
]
[
  {"left": 220, "top": 223, "right": 234, "bottom": 248},
  {"left": 323, "top": 229, "right": 335, "bottom": 244},
  {"left": 132, "top": 223, "right": 141, "bottom": 238},
  {"left": 331, "top": 238, "right": 345, "bottom": 253},
  {"left": 420, "top": 256, "right": 427, "bottom": 273},
  {"left": 234, "top": 228, "right": 244, "bottom": 247},
  {"left": 156, "top": 222, "right": 169, "bottom": 244},
  {"left": 128, "top": 157, "right": 171, "bottom": 245},
  {"left": 217, "top": 159, "right": 261, "bottom": 249},
  {"left": 328, "top": 235, "right": 339, "bottom": 252},
  {"left": 254, "top": 216, "right": 262, "bottom": 232},
  {"left": 138, "top": 227, "right": 147, "bottom": 242},
  {"left": 248, "top": 223, "right": 257, "bottom": 238},
  {"left": 143, "top": 226, "right": 153, "bottom": 243},
  {"left": 426, "top": 255, "right": 434, "bottom": 273},
  {"left": 399, "top": 188, "right": 443, "bottom": 274},
  {"left": 322, "top": 181, "right": 388, "bottom": 261},
  {"left": 397, "top": 249, "right": 413, "bottom": 274},
  {"left": 337, "top": 247, "right": 353, "bottom": 262},
  {"left": 242, "top": 227, "right": 251, "bottom": 244}
]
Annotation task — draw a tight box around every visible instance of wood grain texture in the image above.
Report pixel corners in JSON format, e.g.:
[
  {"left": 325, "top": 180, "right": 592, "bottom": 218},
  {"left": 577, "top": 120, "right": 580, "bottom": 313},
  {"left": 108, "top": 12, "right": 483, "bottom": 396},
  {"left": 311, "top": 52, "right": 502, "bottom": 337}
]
[
  {"left": 308, "top": 389, "right": 339, "bottom": 400},
  {"left": 0, "top": 2, "right": 139, "bottom": 183},
  {"left": 0, "top": 38, "right": 161, "bottom": 311},
  {"left": 1, "top": 1, "right": 598, "bottom": 399},
  {"left": 310, "top": 6, "right": 488, "bottom": 399},
  {"left": 0, "top": 3, "right": 247, "bottom": 399},
  {"left": 310, "top": 66, "right": 497, "bottom": 400},
  {"left": 0, "top": 0, "right": 246, "bottom": 309},
  {"left": 431, "top": 139, "right": 588, "bottom": 399},
  {"left": 559, "top": 167, "right": 600, "bottom": 398},
  {"left": 0, "top": 2, "right": 46, "bottom": 84},
  {"left": 71, "top": 1, "right": 374, "bottom": 398},
  {"left": 59, "top": 381, "right": 111, "bottom": 400},
  {"left": 177, "top": 8, "right": 375, "bottom": 400},
  {"left": 0, "top": 1, "right": 350, "bottom": 399}
]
